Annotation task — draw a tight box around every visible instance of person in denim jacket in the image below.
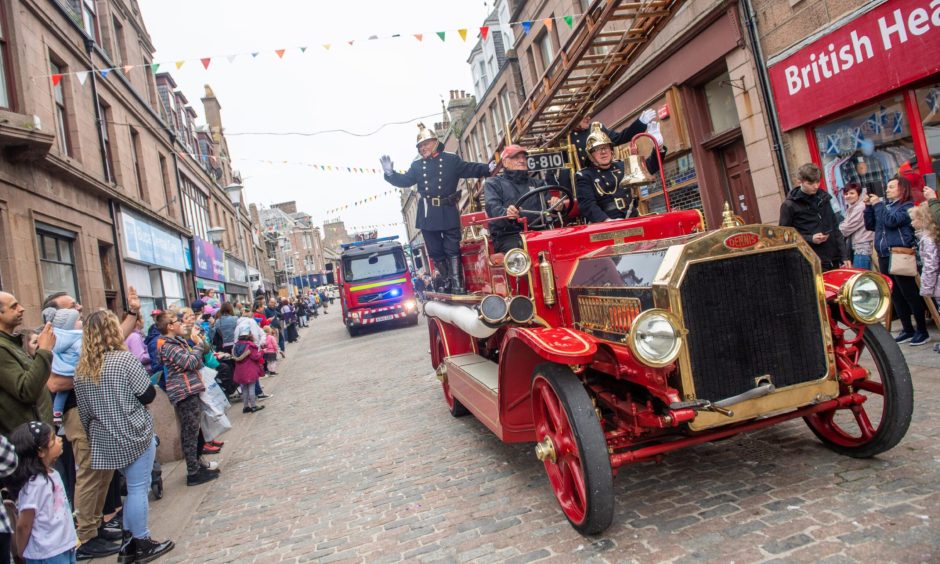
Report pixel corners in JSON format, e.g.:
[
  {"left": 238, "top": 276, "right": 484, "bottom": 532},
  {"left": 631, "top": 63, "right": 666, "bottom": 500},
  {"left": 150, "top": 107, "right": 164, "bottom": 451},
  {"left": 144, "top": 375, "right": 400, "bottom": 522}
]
[{"left": 864, "top": 175, "right": 929, "bottom": 346}]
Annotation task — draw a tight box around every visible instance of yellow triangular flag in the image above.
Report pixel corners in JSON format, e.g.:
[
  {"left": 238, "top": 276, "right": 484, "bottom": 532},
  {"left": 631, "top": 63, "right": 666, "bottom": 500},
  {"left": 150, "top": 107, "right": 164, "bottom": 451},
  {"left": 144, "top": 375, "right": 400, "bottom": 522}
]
[
  {"left": 322, "top": 44, "right": 331, "bottom": 51},
  {"left": 458, "top": 29, "right": 468, "bottom": 42},
  {"left": 175, "top": 61, "right": 185, "bottom": 69}
]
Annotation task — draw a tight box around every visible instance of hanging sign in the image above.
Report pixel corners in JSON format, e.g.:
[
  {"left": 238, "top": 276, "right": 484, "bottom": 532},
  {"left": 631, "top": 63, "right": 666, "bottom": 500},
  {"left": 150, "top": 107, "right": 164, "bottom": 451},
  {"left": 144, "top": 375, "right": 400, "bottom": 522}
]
[{"left": 768, "top": 0, "right": 940, "bottom": 130}]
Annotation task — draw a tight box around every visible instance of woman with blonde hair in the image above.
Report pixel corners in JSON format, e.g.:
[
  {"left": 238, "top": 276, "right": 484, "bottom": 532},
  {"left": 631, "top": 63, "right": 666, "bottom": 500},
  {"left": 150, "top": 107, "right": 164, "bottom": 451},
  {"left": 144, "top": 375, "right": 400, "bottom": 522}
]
[{"left": 73, "top": 310, "right": 174, "bottom": 562}]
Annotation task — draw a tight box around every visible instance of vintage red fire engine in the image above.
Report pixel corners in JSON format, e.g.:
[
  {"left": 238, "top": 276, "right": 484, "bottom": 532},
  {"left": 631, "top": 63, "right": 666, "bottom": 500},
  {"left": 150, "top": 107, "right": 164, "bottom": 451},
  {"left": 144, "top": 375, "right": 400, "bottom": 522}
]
[{"left": 424, "top": 185, "right": 912, "bottom": 534}]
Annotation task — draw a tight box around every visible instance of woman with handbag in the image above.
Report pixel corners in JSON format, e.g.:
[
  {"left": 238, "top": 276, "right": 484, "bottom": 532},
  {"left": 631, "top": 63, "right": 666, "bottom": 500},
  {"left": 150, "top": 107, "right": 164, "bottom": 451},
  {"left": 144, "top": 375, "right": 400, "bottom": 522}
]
[
  {"left": 864, "top": 175, "right": 930, "bottom": 346},
  {"left": 73, "top": 310, "right": 175, "bottom": 562}
]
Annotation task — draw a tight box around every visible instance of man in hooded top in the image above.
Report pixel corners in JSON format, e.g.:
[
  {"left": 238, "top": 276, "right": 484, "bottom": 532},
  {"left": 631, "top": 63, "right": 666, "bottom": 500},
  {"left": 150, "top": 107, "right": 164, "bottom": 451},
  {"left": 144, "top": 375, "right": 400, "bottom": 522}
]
[{"left": 380, "top": 123, "right": 494, "bottom": 294}]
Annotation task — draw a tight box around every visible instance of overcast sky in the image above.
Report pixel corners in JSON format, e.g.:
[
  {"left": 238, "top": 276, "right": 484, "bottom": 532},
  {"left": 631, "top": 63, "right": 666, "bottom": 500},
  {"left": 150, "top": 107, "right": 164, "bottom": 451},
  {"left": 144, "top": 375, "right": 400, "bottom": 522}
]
[{"left": 138, "top": 0, "right": 492, "bottom": 241}]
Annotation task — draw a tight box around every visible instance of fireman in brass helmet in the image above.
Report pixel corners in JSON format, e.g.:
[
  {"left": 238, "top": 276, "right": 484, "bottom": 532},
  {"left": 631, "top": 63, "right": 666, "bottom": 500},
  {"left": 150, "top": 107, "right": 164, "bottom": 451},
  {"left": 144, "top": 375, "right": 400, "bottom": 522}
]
[
  {"left": 380, "top": 123, "right": 494, "bottom": 294},
  {"left": 575, "top": 122, "right": 665, "bottom": 223}
]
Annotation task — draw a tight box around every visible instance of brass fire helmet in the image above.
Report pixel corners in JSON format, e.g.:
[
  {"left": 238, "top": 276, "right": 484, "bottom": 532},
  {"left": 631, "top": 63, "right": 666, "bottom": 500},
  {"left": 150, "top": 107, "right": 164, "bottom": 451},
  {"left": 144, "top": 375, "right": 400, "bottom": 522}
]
[
  {"left": 585, "top": 122, "right": 613, "bottom": 154},
  {"left": 415, "top": 122, "right": 438, "bottom": 147}
]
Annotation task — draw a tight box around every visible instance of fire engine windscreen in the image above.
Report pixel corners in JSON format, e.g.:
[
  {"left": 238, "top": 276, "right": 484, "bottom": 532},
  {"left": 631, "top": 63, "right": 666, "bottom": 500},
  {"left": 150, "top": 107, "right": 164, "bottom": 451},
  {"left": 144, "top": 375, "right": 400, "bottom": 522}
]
[{"left": 343, "top": 250, "right": 407, "bottom": 282}]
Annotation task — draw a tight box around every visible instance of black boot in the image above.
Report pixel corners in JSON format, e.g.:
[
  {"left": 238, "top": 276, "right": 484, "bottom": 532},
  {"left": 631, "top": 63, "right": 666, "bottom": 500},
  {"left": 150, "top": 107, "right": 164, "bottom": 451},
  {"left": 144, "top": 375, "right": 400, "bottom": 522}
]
[
  {"left": 117, "top": 532, "right": 135, "bottom": 563},
  {"left": 434, "top": 260, "right": 450, "bottom": 293},
  {"left": 448, "top": 256, "right": 465, "bottom": 295},
  {"left": 133, "top": 536, "right": 175, "bottom": 563}
]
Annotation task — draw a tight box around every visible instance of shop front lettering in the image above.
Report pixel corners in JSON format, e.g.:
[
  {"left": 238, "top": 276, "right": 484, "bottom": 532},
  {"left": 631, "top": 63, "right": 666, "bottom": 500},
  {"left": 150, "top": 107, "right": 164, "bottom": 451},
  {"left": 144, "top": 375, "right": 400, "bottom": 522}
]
[{"left": 784, "top": 3, "right": 940, "bottom": 96}]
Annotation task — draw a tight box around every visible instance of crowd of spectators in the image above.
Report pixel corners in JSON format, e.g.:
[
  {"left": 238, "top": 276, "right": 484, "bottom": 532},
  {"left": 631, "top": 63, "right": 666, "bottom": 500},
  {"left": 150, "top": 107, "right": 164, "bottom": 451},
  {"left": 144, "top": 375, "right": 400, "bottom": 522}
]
[{"left": 0, "top": 285, "right": 315, "bottom": 563}]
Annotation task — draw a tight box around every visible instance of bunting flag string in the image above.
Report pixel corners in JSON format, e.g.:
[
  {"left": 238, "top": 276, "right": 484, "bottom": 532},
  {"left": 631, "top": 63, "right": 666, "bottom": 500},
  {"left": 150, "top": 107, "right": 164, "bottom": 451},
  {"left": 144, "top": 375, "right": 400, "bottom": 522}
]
[
  {"left": 323, "top": 189, "right": 404, "bottom": 216},
  {"left": 345, "top": 222, "right": 404, "bottom": 231},
  {"left": 38, "top": 13, "right": 586, "bottom": 81},
  {"left": 173, "top": 150, "right": 408, "bottom": 176}
]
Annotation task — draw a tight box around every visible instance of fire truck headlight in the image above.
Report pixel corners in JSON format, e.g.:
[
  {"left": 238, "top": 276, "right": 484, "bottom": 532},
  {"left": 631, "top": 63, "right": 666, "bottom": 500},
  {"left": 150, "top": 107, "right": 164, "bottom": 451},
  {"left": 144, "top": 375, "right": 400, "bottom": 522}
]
[
  {"left": 403, "top": 299, "right": 416, "bottom": 311},
  {"left": 350, "top": 312, "right": 361, "bottom": 321},
  {"left": 840, "top": 272, "right": 890, "bottom": 323},
  {"left": 628, "top": 309, "right": 682, "bottom": 368},
  {"left": 504, "top": 248, "right": 531, "bottom": 277}
]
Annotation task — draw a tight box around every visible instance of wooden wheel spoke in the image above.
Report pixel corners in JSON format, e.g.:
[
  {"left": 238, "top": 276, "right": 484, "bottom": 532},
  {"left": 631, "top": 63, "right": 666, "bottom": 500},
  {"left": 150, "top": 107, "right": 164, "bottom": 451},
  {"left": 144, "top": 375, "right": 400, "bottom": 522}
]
[
  {"left": 855, "top": 379, "right": 884, "bottom": 396},
  {"left": 851, "top": 405, "right": 876, "bottom": 440}
]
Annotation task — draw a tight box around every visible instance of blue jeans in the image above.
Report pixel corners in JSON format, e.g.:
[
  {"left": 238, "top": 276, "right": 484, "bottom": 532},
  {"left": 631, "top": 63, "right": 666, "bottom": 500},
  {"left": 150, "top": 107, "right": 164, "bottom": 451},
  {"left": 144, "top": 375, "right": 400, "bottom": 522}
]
[
  {"left": 25, "top": 548, "right": 77, "bottom": 564},
  {"left": 120, "top": 436, "right": 156, "bottom": 539},
  {"left": 853, "top": 254, "right": 872, "bottom": 269}
]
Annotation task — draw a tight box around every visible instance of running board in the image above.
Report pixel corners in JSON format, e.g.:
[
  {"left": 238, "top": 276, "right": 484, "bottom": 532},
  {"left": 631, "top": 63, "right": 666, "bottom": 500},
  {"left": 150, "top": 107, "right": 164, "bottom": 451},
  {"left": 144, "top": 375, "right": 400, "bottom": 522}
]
[{"left": 445, "top": 353, "right": 498, "bottom": 391}]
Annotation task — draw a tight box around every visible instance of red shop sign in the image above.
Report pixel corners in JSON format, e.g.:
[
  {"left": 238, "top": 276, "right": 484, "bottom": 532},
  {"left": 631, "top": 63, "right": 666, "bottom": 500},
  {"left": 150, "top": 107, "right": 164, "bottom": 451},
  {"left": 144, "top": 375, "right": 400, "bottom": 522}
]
[{"left": 768, "top": 0, "right": 940, "bottom": 131}]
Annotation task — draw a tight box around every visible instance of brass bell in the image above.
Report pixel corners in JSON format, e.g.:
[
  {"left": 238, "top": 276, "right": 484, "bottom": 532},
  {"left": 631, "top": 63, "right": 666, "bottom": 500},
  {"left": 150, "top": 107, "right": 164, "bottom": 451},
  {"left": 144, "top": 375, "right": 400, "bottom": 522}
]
[{"left": 619, "top": 154, "right": 648, "bottom": 187}]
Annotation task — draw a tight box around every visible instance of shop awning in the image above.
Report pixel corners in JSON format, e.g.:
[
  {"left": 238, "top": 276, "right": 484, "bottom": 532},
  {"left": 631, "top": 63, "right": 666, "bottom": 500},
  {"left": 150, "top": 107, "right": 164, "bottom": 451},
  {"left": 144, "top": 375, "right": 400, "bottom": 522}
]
[{"left": 510, "top": 0, "right": 686, "bottom": 148}]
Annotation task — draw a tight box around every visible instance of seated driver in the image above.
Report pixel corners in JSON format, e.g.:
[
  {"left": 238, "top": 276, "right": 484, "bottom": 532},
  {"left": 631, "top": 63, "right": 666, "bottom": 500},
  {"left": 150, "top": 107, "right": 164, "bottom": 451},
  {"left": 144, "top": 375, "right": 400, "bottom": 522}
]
[
  {"left": 484, "top": 144, "right": 562, "bottom": 253},
  {"left": 575, "top": 122, "right": 665, "bottom": 223}
]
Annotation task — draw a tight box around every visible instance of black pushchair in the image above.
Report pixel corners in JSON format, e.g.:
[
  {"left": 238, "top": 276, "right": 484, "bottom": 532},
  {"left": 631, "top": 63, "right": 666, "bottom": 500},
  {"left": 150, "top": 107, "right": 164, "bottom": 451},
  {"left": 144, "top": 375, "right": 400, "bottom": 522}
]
[{"left": 215, "top": 359, "right": 238, "bottom": 397}]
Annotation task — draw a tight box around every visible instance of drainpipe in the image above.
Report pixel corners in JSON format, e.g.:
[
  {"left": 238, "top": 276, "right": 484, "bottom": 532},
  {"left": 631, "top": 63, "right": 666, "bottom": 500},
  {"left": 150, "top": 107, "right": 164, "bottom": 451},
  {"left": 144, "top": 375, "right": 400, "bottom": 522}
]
[
  {"left": 741, "top": 0, "right": 792, "bottom": 194},
  {"left": 86, "top": 38, "right": 129, "bottom": 310}
]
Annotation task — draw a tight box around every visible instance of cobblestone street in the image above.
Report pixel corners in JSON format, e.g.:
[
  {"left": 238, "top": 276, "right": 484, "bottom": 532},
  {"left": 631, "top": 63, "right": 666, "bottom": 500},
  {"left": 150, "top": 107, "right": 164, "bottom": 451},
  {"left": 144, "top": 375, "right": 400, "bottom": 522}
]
[{"left": 144, "top": 313, "right": 940, "bottom": 563}]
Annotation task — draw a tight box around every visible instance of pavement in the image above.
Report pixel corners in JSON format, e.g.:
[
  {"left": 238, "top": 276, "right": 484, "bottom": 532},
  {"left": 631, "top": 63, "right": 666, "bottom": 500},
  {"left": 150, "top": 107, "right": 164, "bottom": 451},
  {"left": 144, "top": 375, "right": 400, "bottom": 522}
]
[{"left": 120, "top": 312, "right": 940, "bottom": 563}]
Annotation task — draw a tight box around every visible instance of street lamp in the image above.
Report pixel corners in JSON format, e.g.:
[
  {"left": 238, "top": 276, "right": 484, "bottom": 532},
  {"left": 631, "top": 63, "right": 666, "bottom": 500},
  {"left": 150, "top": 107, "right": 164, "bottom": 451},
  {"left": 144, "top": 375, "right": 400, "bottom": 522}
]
[
  {"left": 206, "top": 226, "right": 226, "bottom": 245},
  {"left": 224, "top": 183, "right": 248, "bottom": 267}
]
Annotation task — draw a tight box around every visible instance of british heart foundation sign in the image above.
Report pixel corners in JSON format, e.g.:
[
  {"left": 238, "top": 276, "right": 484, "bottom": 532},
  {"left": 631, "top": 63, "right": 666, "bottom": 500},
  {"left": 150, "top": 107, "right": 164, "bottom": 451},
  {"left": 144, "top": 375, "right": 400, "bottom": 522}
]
[{"left": 768, "top": 0, "right": 940, "bottom": 131}]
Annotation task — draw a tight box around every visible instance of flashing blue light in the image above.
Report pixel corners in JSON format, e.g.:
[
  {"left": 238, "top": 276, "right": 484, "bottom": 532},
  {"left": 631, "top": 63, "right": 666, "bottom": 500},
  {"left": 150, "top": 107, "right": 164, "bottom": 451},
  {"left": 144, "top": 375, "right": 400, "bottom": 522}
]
[
  {"left": 340, "top": 235, "right": 400, "bottom": 249},
  {"left": 389, "top": 288, "right": 401, "bottom": 297}
]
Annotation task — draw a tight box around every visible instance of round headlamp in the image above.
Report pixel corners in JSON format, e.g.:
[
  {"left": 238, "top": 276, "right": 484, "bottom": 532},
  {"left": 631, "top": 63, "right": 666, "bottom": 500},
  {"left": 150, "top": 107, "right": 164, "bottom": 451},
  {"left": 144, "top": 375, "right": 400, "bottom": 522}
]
[
  {"left": 628, "top": 309, "right": 682, "bottom": 368},
  {"left": 504, "top": 248, "right": 531, "bottom": 277},
  {"left": 839, "top": 271, "right": 890, "bottom": 323}
]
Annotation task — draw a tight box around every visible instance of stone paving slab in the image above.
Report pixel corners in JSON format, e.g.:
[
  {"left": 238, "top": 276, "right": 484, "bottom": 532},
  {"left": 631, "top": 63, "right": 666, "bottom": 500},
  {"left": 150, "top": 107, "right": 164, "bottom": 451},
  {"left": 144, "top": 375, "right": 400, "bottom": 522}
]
[{"left": 135, "top": 315, "right": 940, "bottom": 563}]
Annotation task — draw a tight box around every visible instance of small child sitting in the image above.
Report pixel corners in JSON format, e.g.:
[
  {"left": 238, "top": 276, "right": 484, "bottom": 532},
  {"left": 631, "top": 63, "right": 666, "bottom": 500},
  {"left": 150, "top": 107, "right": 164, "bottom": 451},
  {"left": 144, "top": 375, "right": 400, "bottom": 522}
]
[
  {"left": 42, "top": 308, "right": 83, "bottom": 423},
  {"left": 262, "top": 326, "right": 279, "bottom": 375}
]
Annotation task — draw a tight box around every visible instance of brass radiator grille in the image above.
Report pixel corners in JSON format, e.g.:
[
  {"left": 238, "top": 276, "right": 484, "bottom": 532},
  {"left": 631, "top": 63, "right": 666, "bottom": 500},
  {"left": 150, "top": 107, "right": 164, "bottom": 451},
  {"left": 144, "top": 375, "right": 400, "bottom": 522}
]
[{"left": 575, "top": 295, "right": 642, "bottom": 336}]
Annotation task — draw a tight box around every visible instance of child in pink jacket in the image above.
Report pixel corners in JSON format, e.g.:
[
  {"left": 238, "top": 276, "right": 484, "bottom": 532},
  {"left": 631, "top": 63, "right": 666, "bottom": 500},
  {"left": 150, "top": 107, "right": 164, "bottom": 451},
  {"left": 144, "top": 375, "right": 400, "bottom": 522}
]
[{"left": 262, "top": 326, "right": 279, "bottom": 375}]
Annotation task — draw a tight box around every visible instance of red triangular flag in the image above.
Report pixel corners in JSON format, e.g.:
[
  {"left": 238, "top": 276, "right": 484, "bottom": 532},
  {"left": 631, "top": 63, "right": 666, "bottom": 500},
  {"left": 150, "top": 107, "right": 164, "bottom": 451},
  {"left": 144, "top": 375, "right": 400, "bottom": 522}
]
[
  {"left": 414, "top": 34, "right": 423, "bottom": 42},
  {"left": 480, "top": 26, "right": 489, "bottom": 41},
  {"left": 275, "top": 49, "right": 286, "bottom": 58},
  {"left": 201, "top": 58, "right": 211, "bottom": 69},
  {"left": 51, "top": 74, "right": 63, "bottom": 86},
  {"left": 347, "top": 40, "right": 355, "bottom": 46}
]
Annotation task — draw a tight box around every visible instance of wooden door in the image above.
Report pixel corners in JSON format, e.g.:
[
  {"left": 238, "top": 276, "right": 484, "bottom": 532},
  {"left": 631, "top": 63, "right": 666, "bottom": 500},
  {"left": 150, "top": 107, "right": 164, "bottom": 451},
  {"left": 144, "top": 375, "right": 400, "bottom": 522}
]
[{"left": 719, "top": 139, "right": 759, "bottom": 224}]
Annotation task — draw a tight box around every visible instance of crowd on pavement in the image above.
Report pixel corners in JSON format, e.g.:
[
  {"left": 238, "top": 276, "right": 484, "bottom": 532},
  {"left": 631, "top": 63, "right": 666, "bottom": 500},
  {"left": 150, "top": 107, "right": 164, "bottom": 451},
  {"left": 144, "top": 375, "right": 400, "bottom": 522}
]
[
  {"left": 0, "top": 284, "right": 326, "bottom": 563},
  {"left": 780, "top": 163, "right": 940, "bottom": 349}
]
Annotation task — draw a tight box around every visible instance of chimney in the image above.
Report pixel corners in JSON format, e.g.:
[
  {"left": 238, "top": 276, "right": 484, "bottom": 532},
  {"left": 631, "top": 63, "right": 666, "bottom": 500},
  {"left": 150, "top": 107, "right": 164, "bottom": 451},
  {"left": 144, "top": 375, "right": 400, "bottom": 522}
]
[{"left": 461, "top": 90, "right": 467, "bottom": 98}]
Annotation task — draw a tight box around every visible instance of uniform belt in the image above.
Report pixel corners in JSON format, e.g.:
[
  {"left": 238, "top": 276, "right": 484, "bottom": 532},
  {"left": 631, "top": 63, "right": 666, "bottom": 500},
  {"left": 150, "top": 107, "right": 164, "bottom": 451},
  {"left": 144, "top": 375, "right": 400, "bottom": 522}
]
[
  {"left": 602, "top": 197, "right": 628, "bottom": 211},
  {"left": 423, "top": 194, "right": 459, "bottom": 206}
]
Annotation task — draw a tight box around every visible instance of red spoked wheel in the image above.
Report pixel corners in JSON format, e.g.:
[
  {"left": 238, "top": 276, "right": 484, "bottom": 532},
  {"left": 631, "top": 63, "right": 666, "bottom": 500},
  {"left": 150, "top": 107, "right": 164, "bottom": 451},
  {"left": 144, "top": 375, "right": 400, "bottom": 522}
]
[
  {"left": 805, "top": 323, "right": 913, "bottom": 458},
  {"left": 531, "top": 363, "right": 613, "bottom": 535},
  {"left": 435, "top": 334, "right": 468, "bottom": 417}
]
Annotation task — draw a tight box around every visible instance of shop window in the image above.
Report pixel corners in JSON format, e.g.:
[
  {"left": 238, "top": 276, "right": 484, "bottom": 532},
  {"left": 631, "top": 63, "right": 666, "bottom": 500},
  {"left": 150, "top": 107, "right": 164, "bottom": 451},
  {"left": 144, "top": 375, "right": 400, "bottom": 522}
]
[
  {"left": 703, "top": 72, "right": 739, "bottom": 134},
  {"left": 36, "top": 227, "right": 79, "bottom": 301},
  {"left": 813, "top": 97, "right": 915, "bottom": 215},
  {"left": 915, "top": 84, "right": 940, "bottom": 178}
]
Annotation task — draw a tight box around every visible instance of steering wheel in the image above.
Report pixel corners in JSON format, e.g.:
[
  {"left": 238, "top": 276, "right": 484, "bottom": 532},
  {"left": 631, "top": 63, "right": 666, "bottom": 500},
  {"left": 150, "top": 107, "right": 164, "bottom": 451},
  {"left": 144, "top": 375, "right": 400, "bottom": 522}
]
[{"left": 513, "top": 185, "right": 575, "bottom": 230}]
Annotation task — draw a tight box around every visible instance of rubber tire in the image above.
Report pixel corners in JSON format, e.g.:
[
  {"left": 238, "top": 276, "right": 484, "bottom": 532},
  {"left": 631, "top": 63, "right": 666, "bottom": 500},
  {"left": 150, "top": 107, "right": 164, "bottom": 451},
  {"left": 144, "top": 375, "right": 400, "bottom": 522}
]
[
  {"left": 805, "top": 323, "right": 914, "bottom": 458},
  {"left": 436, "top": 333, "right": 468, "bottom": 417},
  {"left": 532, "top": 363, "right": 614, "bottom": 535}
]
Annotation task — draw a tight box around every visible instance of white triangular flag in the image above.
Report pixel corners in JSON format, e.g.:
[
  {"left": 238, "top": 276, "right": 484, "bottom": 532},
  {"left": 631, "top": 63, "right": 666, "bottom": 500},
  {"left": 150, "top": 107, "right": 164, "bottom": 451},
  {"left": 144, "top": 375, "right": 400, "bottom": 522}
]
[
  {"left": 227, "top": 54, "right": 237, "bottom": 63},
  {"left": 76, "top": 71, "right": 89, "bottom": 85}
]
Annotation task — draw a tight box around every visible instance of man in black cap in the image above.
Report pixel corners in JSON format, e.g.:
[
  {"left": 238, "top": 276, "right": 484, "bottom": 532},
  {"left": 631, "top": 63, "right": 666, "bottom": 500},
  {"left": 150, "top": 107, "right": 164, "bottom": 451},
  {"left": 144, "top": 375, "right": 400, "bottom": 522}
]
[{"left": 380, "top": 124, "right": 493, "bottom": 294}]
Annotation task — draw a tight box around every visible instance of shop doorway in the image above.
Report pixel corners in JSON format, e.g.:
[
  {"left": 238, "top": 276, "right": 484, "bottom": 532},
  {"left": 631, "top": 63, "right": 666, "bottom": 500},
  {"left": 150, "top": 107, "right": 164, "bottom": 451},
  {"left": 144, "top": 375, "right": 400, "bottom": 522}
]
[{"left": 718, "top": 139, "right": 759, "bottom": 224}]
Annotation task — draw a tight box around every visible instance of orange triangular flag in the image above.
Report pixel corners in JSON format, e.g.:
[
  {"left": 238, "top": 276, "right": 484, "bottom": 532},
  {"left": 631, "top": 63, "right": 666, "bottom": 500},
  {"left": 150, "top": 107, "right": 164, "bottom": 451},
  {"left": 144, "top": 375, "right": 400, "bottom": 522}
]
[
  {"left": 458, "top": 29, "right": 468, "bottom": 42},
  {"left": 123, "top": 65, "right": 133, "bottom": 74},
  {"left": 200, "top": 58, "right": 211, "bottom": 69},
  {"left": 480, "top": 26, "right": 489, "bottom": 40},
  {"left": 51, "top": 74, "right": 62, "bottom": 86},
  {"left": 544, "top": 18, "right": 553, "bottom": 31},
  {"left": 414, "top": 34, "right": 423, "bottom": 42},
  {"left": 275, "top": 49, "right": 286, "bottom": 58}
]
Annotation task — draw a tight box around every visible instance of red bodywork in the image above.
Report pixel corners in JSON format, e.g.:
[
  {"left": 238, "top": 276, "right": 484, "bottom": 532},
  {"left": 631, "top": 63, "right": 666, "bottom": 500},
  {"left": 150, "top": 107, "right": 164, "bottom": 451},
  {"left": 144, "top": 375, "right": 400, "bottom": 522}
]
[{"left": 432, "top": 209, "right": 892, "bottom": 463}]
